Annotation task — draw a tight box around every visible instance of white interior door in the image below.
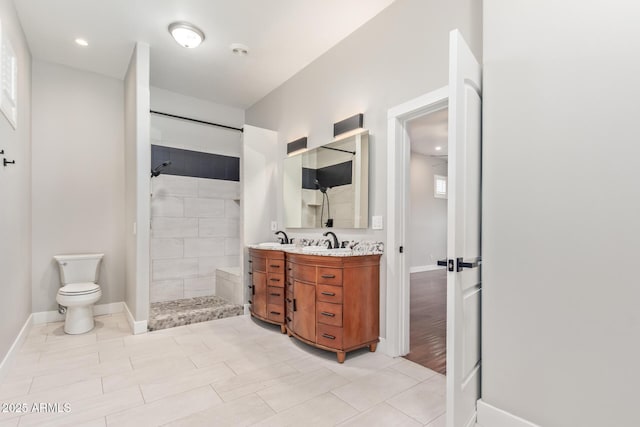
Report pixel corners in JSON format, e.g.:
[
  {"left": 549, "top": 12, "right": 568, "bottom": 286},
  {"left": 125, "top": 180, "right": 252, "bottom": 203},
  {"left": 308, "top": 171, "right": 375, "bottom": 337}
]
[{"left": 446, "top": 30, "right": 482, "bottom": 427}]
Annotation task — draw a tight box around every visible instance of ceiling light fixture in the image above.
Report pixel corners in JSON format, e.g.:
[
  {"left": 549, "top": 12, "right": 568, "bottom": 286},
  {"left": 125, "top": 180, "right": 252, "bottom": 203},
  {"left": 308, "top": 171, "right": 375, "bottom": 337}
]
[
  {"left": 230, "top": 43, "right": 249, "bottom": 56},
  {"left": 435, "top": 146, "right": 442, "bottom": 151},
  {"left": 75, "top": 38, "right": 89, "bottom": 47},
  {"left": 168, "top": 22, "right": 205, "bottom": 48}
]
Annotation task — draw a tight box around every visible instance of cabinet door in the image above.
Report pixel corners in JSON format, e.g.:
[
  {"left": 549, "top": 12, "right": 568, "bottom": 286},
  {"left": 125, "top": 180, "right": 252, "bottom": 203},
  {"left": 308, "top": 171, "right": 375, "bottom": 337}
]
[
  {"left": 292, "top": 280, "right": 315, "bottom": 342},
  {"left": 252, "top": 271, "right": 267, "bottom": 318}
]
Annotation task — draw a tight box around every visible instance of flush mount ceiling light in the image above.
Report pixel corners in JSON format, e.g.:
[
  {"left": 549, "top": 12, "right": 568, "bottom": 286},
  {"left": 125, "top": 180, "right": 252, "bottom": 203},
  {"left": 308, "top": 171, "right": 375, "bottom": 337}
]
[
  {"left": 75, "top": 38, "right": 89, "bottom": 47},
  {"left": 168, "top": 22, "right": 205, "bottom": 48},
  {"left": 230, "top": 43, "right": 249, "bottom": 56},
  {"left": 435, "top": 146, "right": 442, "bottom": 151}
]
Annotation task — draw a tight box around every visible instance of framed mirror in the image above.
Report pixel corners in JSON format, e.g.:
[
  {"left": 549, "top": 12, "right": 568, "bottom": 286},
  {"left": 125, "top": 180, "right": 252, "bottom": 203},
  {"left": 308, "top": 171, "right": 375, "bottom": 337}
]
[{"left": 284, "top": 129, "right": 369, "bottom": 228}]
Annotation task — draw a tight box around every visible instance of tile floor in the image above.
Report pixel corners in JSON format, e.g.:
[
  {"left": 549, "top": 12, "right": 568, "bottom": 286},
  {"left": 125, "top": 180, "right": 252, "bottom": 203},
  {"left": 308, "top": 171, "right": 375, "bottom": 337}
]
[{"left": 0, "top": 313, "right": 446, "bottom": 427}]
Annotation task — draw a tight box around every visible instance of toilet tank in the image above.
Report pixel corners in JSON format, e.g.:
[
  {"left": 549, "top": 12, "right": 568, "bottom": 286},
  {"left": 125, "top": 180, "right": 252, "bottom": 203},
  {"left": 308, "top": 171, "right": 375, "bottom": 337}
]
[{"left": 53, "top": 254, "right": 104, "bottom": 285}]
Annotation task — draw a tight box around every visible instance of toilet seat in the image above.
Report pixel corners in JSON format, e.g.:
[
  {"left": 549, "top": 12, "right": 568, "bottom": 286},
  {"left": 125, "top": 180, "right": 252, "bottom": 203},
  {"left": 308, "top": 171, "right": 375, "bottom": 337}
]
[{"left": 59, "top": 282, "right": 101, "bottom": 296}]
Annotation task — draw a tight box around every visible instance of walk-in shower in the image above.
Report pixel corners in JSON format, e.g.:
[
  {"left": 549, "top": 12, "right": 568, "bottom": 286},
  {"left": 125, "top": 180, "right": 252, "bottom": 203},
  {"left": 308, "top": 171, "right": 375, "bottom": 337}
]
[{"left": 148, "top": 109, "right": 243, "bottom": 331}]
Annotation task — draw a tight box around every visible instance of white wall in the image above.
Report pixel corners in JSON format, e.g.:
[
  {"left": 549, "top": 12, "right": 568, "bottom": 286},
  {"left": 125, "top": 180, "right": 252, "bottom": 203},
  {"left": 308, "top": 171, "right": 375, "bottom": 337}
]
[
  {"left": 0, "top": 0, "right": 32, "bottom": 362},
  {"left": 242, "top": 125, "right": 278, "bottom": 303},
  {"left": 124, "top": 43, "right": 150, "bottom": 322},
  {"left": 408, "top": 154, "right": 446, "bottom": 270},
  {"left": 482, "top": 1, "right": 640, "bottom": 426},
  {"left": 246, "top": 0, "right": 482, "bottom": 338},
  {"left": 31, "top": 61, "right": 125, "bottom": 312},
  {"left": 150, "top": 86, "right": 244, "bottom": 134}
]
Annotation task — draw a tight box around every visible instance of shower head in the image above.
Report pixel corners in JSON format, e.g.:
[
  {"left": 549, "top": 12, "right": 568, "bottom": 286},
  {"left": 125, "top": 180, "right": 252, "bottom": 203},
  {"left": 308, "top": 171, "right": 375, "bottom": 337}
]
[
  {"left": 151, "top": 160, "right": 172, "bottom": 178},
  {"left": 315, "top": 178, "right": 328, "bottom": 194}
]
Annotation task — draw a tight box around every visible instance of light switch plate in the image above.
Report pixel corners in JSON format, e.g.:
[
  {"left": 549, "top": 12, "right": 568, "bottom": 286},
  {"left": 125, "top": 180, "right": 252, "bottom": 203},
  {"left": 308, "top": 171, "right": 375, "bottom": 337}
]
[
  {"left": 271, "top": 221, "right": 278, "bottom": 231},
  {"left": 372, "top": 215, "right": 383, "bottom": 230}
]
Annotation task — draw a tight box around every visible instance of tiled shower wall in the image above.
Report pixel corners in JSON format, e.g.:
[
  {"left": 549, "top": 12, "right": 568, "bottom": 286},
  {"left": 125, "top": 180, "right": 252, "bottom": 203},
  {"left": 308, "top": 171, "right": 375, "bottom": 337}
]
[{"left": 150, "top": 174, "right": 240, "bottom": 303}]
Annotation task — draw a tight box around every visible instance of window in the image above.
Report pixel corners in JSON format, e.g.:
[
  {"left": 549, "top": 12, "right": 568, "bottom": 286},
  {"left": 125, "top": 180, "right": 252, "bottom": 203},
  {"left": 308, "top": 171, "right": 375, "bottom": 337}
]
[
  {"left": 1, "top": 23, "right": 18, "bottom": 129},
  {"left": 434, "top": 174, "right": 447, "bottom": 199}
]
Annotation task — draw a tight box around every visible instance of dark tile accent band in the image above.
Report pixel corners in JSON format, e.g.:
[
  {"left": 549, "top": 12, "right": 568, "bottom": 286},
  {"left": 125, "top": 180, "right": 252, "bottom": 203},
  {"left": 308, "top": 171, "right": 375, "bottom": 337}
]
[
  {"left": 302, "top": 161, "right": 352, "bottom": 189},
  {"left": 333, "top": 113, "right": 363, "bottom": 137},
  {"left": 287, "top": 137, "right": 308, "bottom": 155},
  {"left": 151, "top": 145, "right": 240, "bottom": 181}
]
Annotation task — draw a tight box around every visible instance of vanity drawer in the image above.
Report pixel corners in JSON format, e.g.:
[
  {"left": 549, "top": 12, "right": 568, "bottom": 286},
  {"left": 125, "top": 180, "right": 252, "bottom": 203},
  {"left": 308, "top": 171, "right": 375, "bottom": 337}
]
[
  {"left": 267, "top": 273, "right": 285, "bottom": 288},
  {"left": 317, "top": 301, "right": 343, "bottom": 327},
  {"left": 267, "top": 260, "right": 285, "bottom": 273},
  {"left": 267, "top": 286, "right": 284, "bottom": 305},
  {"left": 317, "top": 324, "right": 343, "bottom": 349},
  {"left": 317, "top": 268, "right": 342, "bottom": 286},
  {"left": 251, "top": 257, "right": 266, "bottom": 272},
  {"left": 317, "top": 285, "right": 343, "bottom": 304},
  {"left": 293, "top": 264, "right": 316, "bottom": 283},
  {"left": 267, "top": 304, "right": 284, "bottom": 323}
]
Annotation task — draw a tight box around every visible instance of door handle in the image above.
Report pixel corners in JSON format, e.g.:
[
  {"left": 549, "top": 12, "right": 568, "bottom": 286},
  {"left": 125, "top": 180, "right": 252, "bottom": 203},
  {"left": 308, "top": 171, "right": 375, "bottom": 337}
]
[
  {"left": 456, "top": 257, "right": 481, "bottom": 272},
  {"left": 438, "top": 259, "right": 455, "bottom": 272}
]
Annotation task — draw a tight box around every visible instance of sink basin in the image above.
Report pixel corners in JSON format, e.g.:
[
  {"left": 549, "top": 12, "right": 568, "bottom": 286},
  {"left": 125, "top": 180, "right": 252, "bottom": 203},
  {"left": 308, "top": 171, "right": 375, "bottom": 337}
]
[
  {"left": 301, "top": 246, "right": 352, "bottom": 254},
  {"left": 301, "top": 246, "right": 329, "bottom": 252},
  {"left": 258, "top": 242, "right": 295, "bottom": 249}
]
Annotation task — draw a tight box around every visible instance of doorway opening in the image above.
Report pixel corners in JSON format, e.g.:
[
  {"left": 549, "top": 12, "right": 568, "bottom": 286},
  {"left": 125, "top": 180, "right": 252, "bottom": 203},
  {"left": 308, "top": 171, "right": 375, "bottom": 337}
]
[{"left": 403, "top": 108, "right": 448, "bottom": 374}]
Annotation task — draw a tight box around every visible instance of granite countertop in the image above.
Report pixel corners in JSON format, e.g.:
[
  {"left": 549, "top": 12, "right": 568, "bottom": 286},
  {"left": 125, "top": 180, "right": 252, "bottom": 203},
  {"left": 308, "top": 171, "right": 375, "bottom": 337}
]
[{"left": 247, "top": 243, "right": 383, "bottom": 257}]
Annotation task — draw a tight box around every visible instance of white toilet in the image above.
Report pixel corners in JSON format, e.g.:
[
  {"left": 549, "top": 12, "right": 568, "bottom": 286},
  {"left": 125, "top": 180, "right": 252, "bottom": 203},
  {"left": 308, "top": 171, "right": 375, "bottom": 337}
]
[{"left": 53, "top": 253, "right": 104, "bottom": 334}]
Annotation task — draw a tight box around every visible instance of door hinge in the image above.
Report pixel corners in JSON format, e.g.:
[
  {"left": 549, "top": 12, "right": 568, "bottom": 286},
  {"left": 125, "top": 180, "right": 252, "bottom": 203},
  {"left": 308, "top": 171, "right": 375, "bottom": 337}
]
[{"left": 399, "top": 246, "right": 404, "bottom": 253}]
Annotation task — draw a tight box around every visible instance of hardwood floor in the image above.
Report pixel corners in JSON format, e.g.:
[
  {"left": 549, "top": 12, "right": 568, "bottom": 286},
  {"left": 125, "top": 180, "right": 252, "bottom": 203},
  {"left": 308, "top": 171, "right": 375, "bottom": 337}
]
[{"left": 403, "top": 269, "right": 447, "bottom": 374}]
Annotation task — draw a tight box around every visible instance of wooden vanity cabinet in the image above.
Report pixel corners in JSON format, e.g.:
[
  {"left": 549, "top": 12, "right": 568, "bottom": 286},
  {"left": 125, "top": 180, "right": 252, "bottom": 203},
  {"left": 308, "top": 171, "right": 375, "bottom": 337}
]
[
  {"left": 249, "top": 248, "right": 287, "bottom": 333},
  {"left": 286, "top": 253, "right": 381, "bottom": 363}
]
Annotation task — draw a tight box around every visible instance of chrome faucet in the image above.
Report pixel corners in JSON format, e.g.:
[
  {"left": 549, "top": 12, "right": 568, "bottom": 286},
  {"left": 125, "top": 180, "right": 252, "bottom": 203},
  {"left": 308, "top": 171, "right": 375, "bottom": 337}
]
[
  {"left": 323, "top": 231, "right": 339, "bottom": 249},
  {"left": 274, "top": 230, "right": 290, "bottom": 244}
]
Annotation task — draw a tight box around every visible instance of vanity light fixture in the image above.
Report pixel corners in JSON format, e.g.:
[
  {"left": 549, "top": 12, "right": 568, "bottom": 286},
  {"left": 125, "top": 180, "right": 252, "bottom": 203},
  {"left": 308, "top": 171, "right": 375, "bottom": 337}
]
[
  {"left": 287, "top": 137, "right": 308, "bottom": 155},
  {"left": 333, "top": 113, "right": 364, "bottom": 137},
  {"left": 75, "top": 38, "right": 89, "bottom": 47},
  {"left": 168, "top": 22, "right": 205, "bottom": 48}
]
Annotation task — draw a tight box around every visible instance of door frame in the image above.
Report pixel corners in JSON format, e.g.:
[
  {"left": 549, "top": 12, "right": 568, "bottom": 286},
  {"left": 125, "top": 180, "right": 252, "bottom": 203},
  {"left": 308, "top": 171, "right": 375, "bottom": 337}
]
[{"left": 385, "top": 86, "right": 448, "bottom": 357}]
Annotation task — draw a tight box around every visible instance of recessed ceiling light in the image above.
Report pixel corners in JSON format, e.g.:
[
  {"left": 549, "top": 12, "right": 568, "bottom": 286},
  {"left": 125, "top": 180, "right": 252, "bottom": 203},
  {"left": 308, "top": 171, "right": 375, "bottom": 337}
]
[
  {"left": 168, "top": 22, "right": 205, "bottom": 48},
  {"left": 75, "top": 38, "right": 89, "bottom": 47},
  {"left": 230, "top": 43, "right": 249, "bottom": 56},
  {"left": 435, "top": 146, "right": 442, "bottom": 151}
]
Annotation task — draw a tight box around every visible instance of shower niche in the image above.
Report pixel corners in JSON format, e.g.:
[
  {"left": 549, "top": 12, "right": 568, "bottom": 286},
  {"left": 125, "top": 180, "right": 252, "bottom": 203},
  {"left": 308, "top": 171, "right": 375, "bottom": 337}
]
[{"left": 283, "top": 129, "right": 369, "bottom": 229}]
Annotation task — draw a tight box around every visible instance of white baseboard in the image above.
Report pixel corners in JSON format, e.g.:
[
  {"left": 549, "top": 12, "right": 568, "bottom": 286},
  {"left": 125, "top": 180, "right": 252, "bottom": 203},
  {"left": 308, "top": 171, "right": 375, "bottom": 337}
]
[
  {"left": 409, "top": 264, "right": 445, "bottom": 273},
  {"left": 376, "top": 337, "right": 388, "bottom": 355},
  {"left": 476, "top": 400, "right": 540, "bottom": 427},
  {"left": 0, "top": 314, "right": 33, "bottom": 382},
  {"left": 32, "top": 301, "right": 124, "bottom": 325},
  {"left": 124, "top": 303, "right": 147, "bottom": 335}
]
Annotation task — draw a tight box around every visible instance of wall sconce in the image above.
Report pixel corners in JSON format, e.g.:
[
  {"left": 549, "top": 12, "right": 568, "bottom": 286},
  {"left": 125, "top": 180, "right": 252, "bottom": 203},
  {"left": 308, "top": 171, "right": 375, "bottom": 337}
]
[
  {"left": 333, "top": 113, "right": 363, "bottom": 137},
  {"left": 287, "top": 137, "right": 308, "bottom": 155}
]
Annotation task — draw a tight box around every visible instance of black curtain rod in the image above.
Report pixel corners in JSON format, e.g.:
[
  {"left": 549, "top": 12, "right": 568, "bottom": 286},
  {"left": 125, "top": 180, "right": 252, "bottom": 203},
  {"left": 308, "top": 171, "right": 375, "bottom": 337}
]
[
  {"left": 150, "top": 110, "right": 244, "bottom": 133},
  {"left": 320, "top": 146, "right": 356, "bottom": 155}
]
